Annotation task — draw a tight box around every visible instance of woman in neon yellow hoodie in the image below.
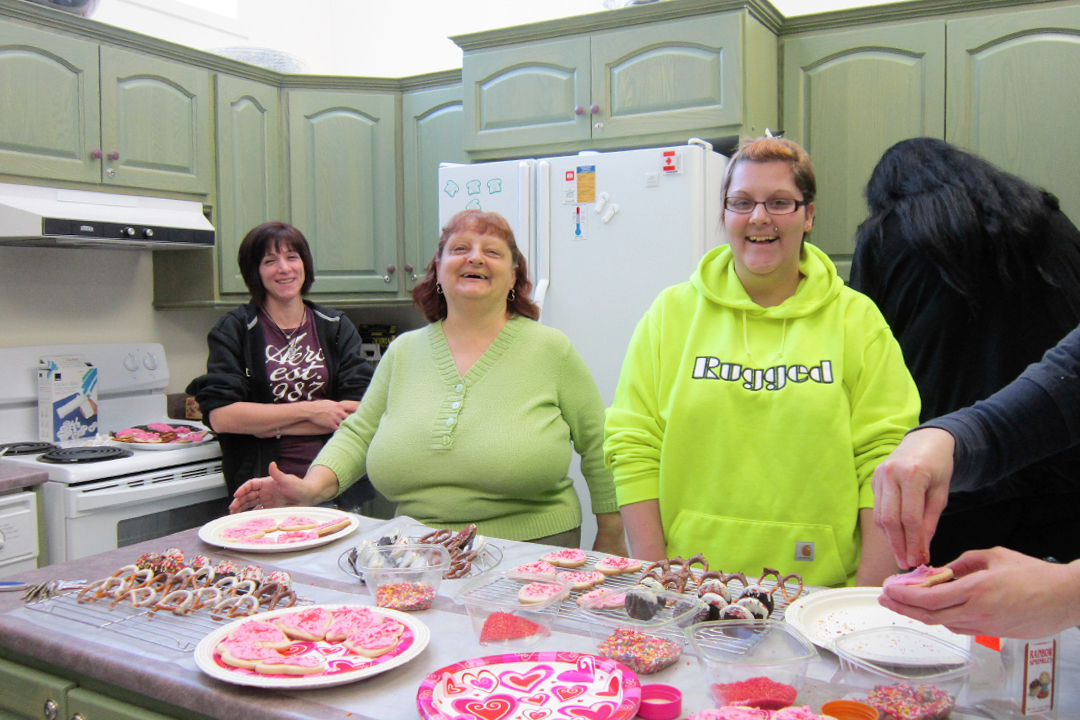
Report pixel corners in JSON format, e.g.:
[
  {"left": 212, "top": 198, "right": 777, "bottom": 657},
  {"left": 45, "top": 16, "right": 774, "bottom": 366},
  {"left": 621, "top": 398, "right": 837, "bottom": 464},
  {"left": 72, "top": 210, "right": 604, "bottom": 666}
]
[{"left": 604, "top": 137, "right": 920, "bottom": 587}]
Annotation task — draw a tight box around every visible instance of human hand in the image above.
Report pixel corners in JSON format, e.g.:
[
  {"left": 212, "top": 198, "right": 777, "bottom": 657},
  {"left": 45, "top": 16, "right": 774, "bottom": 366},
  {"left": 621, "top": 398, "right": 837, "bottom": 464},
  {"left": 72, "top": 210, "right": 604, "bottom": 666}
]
[
  {"left": 307, "top": 399, "right": 353, "bottom": 430},
  {"left": 879, "top": 547, "right": 1080, "bottom": 638},
  {"left": 229, "top": 462, "right": 311, "bottom": 513},
  {"left": 592, "top": 512, "right": 628, "bottom": 556},
  {"left": 872, "top": 428, "right": 954, "bottom": 568},
  {"left": 339, "top": 400, "right": 360, "bottom": 413}
]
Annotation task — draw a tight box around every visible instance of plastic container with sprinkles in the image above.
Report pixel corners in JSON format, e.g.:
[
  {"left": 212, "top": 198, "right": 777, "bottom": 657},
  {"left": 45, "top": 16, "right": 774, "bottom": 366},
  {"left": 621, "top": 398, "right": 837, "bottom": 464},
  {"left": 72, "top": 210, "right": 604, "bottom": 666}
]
[
  {"left": 579, "top": 587, "right": 705, "bottom": 675},
  {"left": 454, "top": 570, "right": 571, "bottom": 649},
  {"left": 356, "top": 544, "right": 449, "bottom": 611}
]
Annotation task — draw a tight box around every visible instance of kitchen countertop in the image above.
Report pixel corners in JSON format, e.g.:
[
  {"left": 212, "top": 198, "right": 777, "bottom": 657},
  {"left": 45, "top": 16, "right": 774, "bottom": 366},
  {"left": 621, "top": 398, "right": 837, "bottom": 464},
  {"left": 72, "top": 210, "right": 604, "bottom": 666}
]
[
  {"left": 0, "top": 517, "right": 1077, "bottom": 720},
  {"left": 0, "top": 464, "right": 48, "bottom": 493}
]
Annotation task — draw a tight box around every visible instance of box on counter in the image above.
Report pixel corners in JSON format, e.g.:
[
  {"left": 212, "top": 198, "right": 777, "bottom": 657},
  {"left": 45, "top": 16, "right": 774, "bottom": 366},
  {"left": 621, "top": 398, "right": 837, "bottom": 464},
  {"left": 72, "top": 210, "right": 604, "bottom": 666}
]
[
  {"left": 38, "top": 356, "right": 98, "bottom": 445},
  {"left": 357, "top": 324, "right": 398, "bottom": 367}
]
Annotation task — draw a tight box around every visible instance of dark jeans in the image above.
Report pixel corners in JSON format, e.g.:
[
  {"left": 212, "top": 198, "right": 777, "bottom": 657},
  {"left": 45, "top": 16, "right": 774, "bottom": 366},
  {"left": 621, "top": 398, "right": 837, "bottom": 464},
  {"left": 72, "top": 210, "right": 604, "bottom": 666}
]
[{"left": 930, "top": 491, "right": 1080, "bottom": 564}]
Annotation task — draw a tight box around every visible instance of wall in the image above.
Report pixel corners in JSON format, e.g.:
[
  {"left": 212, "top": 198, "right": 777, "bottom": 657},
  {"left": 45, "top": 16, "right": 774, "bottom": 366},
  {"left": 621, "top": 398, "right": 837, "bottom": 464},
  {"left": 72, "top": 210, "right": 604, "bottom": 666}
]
[{"left": 0, "top": 246, "right": 224, "bottom": 393}]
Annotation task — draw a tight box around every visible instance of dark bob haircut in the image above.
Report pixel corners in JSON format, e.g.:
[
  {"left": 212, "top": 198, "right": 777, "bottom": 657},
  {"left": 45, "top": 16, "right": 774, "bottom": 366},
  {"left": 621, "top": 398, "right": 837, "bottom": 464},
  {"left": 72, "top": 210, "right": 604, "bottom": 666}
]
[
  {"left": 855, "top": 137, "right": 1080, "bottom": 306},
  {"left": 413, "top": 210, "right": 540, "bottom": 322},
  {"left": 237, "top": 222, "right": 315, "bottom": 307}
]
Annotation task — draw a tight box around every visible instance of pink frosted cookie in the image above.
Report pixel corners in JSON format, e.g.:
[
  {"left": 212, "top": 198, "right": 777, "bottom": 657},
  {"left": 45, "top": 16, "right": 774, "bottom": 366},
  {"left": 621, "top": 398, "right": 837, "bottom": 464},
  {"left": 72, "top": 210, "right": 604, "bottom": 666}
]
[
  {"left": 315, "top": 516, "right": 351, "bottom": 536},
  {"left": 277, "top": 530, "right": 319, "bottom": 544},
  {"left": 325, "top": 607, "right": 382, "bottom": 642},
  {"left": 594, "top": 556, "right": 643, "bottom": 575},
  {"left": 343, "top": 624, "right": 403, "bottom": 658},
  {"left": 217, "top": 641, "right": 283, "bottom": 670},
  {"left": 577, "top": 587, "right": 626, "bottom": 609},
  {"left": 884, "top": 565, "right": 954, "bottom": 589},
  {"left": 274, "top": 607, "right": 334, "bottom": 641},
  {"left": 277, "top": 515, "right": 320, "bottom": 531},
  {"left": 219, "top": 526, "right": 268, "bottom": 542},
  {"left": 225, "top": 620, "right": 292, "bottom": 649},
  {"left": 518, "top": 581, "right": 567, "bottom": 604},
  {"left": 557, "top": 570, "right": 605, "bottom": 590},
  {"left": 254, "top": 654, "right": 326, "bottom": 676},
  {"left": 542, "top": 548, "right": 588, "bottom": 568},
  {"left": 511, "top": 560, "right": 557, "bottom": 576}
]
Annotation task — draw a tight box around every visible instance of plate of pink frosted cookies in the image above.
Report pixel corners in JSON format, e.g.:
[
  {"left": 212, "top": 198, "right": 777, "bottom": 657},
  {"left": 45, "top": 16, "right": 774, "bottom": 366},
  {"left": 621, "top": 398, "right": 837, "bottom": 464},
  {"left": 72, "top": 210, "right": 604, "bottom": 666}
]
[
  {"left": 199, "top": 507, "right": 359, "bottom": 553},
  {"left": 195, "top": 603, "right": 429, "bottom": 688}
]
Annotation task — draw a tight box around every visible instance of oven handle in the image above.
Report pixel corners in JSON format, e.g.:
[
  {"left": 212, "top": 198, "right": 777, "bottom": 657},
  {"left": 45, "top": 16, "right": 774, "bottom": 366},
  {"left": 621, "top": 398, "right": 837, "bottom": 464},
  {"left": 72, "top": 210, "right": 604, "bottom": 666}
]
[{"left": 73, "top": 473, "right": 227, "bottom": 513}]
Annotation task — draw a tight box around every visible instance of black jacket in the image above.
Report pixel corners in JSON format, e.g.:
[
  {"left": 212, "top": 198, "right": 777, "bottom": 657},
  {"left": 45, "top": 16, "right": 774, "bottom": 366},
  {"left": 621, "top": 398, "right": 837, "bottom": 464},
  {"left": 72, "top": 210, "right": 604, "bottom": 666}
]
[{"left": 186, "top": 301, "right": 374, "bottom": 495}]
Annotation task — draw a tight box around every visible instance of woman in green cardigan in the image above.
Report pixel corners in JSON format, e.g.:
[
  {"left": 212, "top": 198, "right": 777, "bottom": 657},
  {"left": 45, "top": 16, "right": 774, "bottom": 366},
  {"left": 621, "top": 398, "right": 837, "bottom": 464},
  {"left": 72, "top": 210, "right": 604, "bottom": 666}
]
[{"left": 230, "top": 210, "right": 627, "bottom": 552}]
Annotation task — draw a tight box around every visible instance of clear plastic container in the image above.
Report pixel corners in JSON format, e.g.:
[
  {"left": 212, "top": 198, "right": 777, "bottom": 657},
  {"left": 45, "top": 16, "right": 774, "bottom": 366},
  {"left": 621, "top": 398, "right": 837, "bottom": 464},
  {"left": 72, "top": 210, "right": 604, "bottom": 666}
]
[
  {"left": 833, "top": 627, "right": 973, "bottom": 720},
  {"left": 686, "top": 619, "right": 817, "bottom": 709},
  {"left": 453, "top": 570, "right": 571, "bottom": 649},
  {"left": 356, "top": 543, "right": 449, "bottom": 611},
  {"left": 580, "top": 587, "right": 705, "bottom": 675}
]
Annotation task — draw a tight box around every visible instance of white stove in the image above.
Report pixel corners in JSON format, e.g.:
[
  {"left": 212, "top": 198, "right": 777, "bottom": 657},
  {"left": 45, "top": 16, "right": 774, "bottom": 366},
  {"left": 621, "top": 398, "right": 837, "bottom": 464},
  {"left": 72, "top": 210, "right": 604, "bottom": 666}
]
[{"left": 0, "top": 343, "right": 229, "bottom": 566}]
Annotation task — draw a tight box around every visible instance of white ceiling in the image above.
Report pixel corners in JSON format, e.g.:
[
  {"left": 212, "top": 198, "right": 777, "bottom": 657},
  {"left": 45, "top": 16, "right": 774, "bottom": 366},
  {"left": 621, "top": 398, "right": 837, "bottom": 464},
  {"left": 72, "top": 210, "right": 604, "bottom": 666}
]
[{"left": 91, "top": 0, "right": 898, "bottom": 77}]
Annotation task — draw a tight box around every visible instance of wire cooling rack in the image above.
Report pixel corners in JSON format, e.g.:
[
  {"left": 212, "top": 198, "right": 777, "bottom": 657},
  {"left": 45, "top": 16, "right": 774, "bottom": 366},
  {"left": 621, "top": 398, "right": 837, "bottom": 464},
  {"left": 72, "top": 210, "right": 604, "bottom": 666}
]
[{"left": 26, "top": 590, "right": 313, "bottom": 653}]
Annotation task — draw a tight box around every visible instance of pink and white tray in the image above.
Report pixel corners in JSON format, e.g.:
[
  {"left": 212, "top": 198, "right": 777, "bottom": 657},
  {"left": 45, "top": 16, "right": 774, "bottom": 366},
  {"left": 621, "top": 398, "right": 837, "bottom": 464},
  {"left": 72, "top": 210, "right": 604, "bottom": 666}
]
[{"left": 417, "top": 652, "right": 641, "bottom": 720}]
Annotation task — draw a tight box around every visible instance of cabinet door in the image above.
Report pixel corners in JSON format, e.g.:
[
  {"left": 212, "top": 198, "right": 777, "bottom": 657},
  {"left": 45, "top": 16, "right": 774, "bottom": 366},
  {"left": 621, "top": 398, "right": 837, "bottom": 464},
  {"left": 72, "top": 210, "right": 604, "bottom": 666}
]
[
  {"left": 947, "top": 5, "right": 1080, "bottom": 224},
  {"left": 67, "top": 688, "right": 175, "bottom": 720},
  {"left": 216, "top": 75, "right": 283, "bottom": 294},
  {"left": 783, "top": 21, "right": 945, "bottom": 268},
  {"left": 288, "top": 90, "right": 400, "bottom": 294},
  {"left": 0, "top": 657, "right": 74, "bottom": 720},
  {"left": 0, "top": 20, "right": 100, "bottom": 184},
  {"left": 463, "top": 37, "right": 591, "bottom": 152},
  {"left": 99, "top": 47, "right": 211, "bottom": 194},
  {"left": 590, "top": 13, "right": 741, "bottom": 140},
  {"left": 403, "top": 85, "right": 467, "bottom": 292}
]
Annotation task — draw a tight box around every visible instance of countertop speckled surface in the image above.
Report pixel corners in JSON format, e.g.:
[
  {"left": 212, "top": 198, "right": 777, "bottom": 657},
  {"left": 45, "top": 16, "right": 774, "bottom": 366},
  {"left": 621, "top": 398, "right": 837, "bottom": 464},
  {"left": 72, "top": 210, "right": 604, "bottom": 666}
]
[{"left": 0, "top": 463, "right": 47, "bottom": 493}]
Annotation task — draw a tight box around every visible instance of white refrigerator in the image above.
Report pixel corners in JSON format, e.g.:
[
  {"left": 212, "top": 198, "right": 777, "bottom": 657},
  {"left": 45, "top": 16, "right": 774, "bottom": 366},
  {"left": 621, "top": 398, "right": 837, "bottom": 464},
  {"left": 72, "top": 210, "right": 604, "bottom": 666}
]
[{"left": 439, "top": 142, "right": 729, "bottom": 546}]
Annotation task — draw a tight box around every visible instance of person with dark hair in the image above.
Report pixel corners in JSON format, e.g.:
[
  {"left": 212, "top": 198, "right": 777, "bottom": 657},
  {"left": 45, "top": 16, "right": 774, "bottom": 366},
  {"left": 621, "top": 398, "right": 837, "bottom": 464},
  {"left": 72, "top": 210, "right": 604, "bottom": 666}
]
[
  {"left": 850, "top": 137, "right": 1080, "bottom": 565},
  {"left": 186, "top": 222, "right": 373, "bottom": 498},
  {"left": 605, "top": 137, "right": 919, "bottom": 587},
  {"left": 230, "top": 211, "right": 626, "bottom": 552}
]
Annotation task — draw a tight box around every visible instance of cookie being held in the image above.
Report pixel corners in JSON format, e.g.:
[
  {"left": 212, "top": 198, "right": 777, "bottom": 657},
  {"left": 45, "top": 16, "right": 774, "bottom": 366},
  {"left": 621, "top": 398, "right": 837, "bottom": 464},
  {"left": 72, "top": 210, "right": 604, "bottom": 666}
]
[{"left": 884, "top": 565, "right": 954, "bottom": 589}]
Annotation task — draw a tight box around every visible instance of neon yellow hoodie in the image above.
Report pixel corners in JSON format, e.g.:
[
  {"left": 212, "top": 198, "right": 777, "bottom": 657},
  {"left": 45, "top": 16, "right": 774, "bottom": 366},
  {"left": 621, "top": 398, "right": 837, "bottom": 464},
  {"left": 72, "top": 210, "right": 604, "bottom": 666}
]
[{"left": 604, "top": 242, "right": 919, "bottom": 586}]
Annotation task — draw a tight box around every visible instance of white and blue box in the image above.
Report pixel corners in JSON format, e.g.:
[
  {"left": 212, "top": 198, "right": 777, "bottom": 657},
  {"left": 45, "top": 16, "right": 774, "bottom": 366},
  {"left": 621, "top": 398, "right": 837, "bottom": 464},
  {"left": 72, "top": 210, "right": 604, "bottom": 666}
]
[{"left": 38, "top": 357, "right": 98, "bottom": 444}]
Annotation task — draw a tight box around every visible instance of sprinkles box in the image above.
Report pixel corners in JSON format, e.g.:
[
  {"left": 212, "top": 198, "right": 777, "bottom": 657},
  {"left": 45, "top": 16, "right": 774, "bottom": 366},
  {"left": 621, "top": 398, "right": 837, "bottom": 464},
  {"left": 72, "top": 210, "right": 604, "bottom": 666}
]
[{"left": 38, "top": 356, "right": 98, "bottom": 445}]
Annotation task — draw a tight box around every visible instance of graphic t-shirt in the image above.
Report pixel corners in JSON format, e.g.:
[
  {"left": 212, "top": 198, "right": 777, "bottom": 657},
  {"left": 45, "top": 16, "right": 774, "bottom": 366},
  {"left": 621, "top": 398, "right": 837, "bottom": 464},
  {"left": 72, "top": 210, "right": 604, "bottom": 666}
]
[{"left": 259, "top": 308, "right": 331, "bottom": 476}]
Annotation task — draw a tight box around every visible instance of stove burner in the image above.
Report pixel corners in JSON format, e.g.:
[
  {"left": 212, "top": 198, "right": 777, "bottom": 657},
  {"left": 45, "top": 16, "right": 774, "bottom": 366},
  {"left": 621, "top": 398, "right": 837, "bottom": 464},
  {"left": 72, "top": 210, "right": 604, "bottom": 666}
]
[
  {"left": 37, "top": 446, "right": 134, "bottom": 464},
  {"left": 0, "top": 441, "right": 58, "bottom": 456}
]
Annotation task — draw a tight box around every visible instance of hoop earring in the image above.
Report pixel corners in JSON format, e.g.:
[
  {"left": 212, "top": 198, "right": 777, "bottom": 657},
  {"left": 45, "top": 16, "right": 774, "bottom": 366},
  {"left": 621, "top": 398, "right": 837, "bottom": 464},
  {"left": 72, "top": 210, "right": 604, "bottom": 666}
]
[
  {"left": 507, "top": 288, "right": 516, "bottom": 302},
  {"left": 436, "top": 283, "right": 443, "bottom": 295}
]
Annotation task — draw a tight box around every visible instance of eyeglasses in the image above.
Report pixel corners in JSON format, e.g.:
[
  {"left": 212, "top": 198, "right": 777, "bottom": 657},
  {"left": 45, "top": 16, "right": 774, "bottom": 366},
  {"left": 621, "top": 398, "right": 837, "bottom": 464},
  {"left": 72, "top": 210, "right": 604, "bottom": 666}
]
[{"left": 724, "top": 197, "right": 807, "bottom": 215}]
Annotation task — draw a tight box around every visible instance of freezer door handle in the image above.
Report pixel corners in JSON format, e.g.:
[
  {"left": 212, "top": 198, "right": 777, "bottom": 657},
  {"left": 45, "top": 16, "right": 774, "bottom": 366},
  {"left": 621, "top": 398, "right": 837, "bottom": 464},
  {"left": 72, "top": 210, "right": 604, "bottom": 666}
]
[
  {"left": 535, "top": 161, "right": 551, "bottom": 317},
  {"left": 72, "top": 473, "right": 227, "bottom": 513}
]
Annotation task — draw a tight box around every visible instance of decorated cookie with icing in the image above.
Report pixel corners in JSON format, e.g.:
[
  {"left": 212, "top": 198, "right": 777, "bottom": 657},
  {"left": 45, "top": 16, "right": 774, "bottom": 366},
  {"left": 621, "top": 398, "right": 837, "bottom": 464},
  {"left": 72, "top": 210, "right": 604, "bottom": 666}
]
[
  {"left": 518, "top": 581, "right": 567, "bottom": 604},
  {"left": 277, "top": 515, "right": 320, "bottom": 531},
  {"left": 884, "top": 565, "right": 954, "bottom": 588},
  {"left": 225, "top": 620, "right": 292, "bottom": 650},
  {"left": 274, "top": 607, "right": 334, "bottom": 641},
  {"left": 556, "top": 570, "right": 605, "bottom": 590},
  {"left": 254, "top": 654, "right": 327, "bottom": 676},
  {"left": 325, "top": 607, "right": 382, "bottom": 642},
  {"left": 277, "top": 530, "right": 320, "bottom": 544},
  {"left": 343, "top": 624, "right": 403, "bottom": 658},
  {"left": 541, "top": 548, "right": 588, "bottom": 568},
  {"left": 315, "top": 517, "right": 352, "bottom": 536},
  {"left": 217, "top": 641, "right": 283, "bottom": 670},
  {"left": 577, "top": 587, "right": 626, "bottom": 608},
  {"left": 594, "top": 556, "right": 643, "bottom": 575},
  {"left": 511, "top": 560, "right": 557, "bottom": 575}
]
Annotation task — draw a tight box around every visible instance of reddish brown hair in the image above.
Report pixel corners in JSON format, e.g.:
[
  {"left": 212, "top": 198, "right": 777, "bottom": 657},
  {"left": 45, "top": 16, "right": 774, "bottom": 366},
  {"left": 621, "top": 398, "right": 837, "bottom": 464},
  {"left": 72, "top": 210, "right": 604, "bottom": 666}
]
[
  {"left": 720, "top": 137, "right": 816, "bottom": 228},
  {"left": 413, "top": 210, "right": 540, "bottom": 322}
]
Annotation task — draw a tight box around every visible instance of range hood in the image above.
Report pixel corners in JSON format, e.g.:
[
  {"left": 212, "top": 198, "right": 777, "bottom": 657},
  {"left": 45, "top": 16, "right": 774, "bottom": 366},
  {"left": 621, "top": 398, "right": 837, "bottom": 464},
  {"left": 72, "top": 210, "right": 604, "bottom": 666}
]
[{"left": 0, "top": 182, "right": 215, "bottom": 250}]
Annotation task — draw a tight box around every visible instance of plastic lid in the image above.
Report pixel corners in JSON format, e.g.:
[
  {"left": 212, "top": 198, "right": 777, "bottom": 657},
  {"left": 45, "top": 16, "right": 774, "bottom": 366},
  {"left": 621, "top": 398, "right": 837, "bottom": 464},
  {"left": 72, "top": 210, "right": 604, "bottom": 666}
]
[
  {"left": 636, "top": 684, "right": 682, "bottom": 720},
  {"left": 833, "top": 626, "right": 972, "bottom": 681},
  {"left": 686, "top": 619, "right": 818, "bottom": 665},
  {"left": 454, "top": 570, "right": 571, "bottom": 612},
  {"left": 579, "top": 586, "right": 705, "bottom": 630},
  {"left": 356, "top": 543, "right": 450, "bottom": 572}
]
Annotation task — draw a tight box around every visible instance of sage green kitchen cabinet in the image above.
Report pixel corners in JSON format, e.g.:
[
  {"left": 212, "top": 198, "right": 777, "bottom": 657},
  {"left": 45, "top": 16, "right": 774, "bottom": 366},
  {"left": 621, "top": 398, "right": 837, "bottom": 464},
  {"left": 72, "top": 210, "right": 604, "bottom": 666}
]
[
  {"left": 216, "top": 75, "right": 284, "bottom": 294},
  {"left": 99, "top": 47, "right": 211, "bottom": 195},
  {"left": 0, "top": 656, "right": 74, "bottom": 720},
  {"left": 947, "top": 4, "right": 1080, "bottom": 224},
  {"left": 66, "top": 688, "right": 176, "bottom": 720},
  {"left": 0, "top": 21, "right": 210, "bottom": 195},
  {"left": 781, "top": 20, "right": 945, "bottom": 272},
  {"left": 403, "top": 84, "right": 467, "bottom": 291},
  {"left": 287, "top": 89, "right": 400, "bottom": 295},
  {"left": 462, "top": 12, "right": 776, "bottom": 154},
  {"left": 0, "top": 20, "right": 100, "bottom": 185}
]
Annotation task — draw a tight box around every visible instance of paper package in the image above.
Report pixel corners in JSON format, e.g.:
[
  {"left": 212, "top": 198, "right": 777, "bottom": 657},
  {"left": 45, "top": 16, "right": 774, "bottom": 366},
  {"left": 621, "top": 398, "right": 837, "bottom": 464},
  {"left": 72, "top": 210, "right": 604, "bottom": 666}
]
[{"left": 38, "top": 356, "right": 98, "bottom": 444}]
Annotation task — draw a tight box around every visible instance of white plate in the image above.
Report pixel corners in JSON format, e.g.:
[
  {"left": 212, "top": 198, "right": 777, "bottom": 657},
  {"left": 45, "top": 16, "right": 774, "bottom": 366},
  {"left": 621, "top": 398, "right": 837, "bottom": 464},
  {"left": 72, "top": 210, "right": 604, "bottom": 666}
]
[
  {"left": 108, "top": 423, "right": 215, "bottom": 451},
  {"left": 194, "top": 604, "right": 429, "bottom": 689},
  {"left": 198, "top": 507, "right": 359, "bottom": 553},
  {"left": 784, "top": 587, "right": 971, "bottom": 661}
]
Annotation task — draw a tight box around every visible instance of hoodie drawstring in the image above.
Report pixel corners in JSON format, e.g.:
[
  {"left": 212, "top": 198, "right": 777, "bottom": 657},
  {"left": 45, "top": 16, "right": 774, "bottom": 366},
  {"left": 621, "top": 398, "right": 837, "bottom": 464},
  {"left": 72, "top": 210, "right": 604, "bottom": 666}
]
[{"left": 743, "top": 310, "right": 787, "bottom": 364}]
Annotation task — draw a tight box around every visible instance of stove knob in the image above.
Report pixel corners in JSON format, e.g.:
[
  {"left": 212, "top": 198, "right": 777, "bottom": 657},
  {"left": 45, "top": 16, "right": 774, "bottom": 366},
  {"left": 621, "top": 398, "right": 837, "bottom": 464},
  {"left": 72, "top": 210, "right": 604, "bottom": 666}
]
[
  {"left": 124, "top": 354, "right": 139, "bottom": 372},
  {"left": 143, "top": 353, "right": 158, "bottom": 370},
  {"left": 123, "top": 226, "right": 136, "bottom": 237},
  {"left": 142, "top": 228, "right": 154, "bottom": 239}
]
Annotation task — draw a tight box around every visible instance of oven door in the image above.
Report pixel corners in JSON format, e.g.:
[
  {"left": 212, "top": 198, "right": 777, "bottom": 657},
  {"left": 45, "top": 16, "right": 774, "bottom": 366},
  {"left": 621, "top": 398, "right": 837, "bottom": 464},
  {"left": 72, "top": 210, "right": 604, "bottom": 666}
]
[{"left": 42, "top": 460, "right": 229, "bottom": 564}]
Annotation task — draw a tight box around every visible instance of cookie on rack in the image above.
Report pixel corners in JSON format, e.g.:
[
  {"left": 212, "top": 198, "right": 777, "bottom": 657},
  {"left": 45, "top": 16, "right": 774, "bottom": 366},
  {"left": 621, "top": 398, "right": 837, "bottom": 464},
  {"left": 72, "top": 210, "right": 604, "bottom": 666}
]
[
  {"left": 594, "top": 556, "right": 643, "bottom": 576},
  {"left": 541, "top": 548, "right": 588, "bottom": 568}
]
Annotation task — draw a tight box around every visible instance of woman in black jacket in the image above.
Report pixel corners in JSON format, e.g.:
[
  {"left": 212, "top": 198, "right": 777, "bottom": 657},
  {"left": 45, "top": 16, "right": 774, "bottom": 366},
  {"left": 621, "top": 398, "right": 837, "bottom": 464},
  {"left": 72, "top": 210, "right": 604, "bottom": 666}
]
[
  {"left": 187, "top": 222, "right": 373, "bottom": 497},
  {"left": 851, "top": 137, "right": 1080, "bottom": 563}
]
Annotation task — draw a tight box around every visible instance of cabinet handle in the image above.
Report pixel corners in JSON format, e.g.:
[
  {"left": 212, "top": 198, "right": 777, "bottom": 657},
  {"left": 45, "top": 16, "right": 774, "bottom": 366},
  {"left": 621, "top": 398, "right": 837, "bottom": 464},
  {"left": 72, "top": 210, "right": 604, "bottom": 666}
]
[
  {"left": 90, "top": 149, "right": 102, "bottom": 160},
  {"left": 43, "top": 699, "right": 58, "bottom": 720},
  {"left": 590, "top": 104, "right": 600, "bottom": 115},
  {"left": 107, "top": 150, "right": 120, "bottom": 162},
  {"left": 71, "top": 714, "right": 85, "bottom": 720},
  {"left": 383, "top": 264, "right": 396, "bottom": 283},
  {"left": 574, "top": 105, "right": 585, "bottom": 116},
  {"left": 106, "top": 168, "right": 116, "bottom": 178},
  {"left": 594, "top": 122, "right": 604, "bottom": 133},
  {"left": 403, "top": 263, "right": 413, "bottom": 272}
]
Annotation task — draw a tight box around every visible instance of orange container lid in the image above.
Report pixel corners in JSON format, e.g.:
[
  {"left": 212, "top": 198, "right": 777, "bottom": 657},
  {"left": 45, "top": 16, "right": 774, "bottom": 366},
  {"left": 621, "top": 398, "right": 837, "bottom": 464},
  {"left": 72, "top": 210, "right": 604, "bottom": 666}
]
[{"left": 820, "top": 699, "right": 880, "bottom": 720}]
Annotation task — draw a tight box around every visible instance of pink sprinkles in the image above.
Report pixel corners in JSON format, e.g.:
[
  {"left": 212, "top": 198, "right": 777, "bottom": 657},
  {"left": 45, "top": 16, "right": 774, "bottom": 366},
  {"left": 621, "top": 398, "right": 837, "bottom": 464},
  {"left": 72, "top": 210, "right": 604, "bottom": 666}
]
[
  {"left": 596, "top": 628, "right": 681, "bottom": 674},
  {"left": 375, "top": 582, "right": 435, "bottom": 611}
]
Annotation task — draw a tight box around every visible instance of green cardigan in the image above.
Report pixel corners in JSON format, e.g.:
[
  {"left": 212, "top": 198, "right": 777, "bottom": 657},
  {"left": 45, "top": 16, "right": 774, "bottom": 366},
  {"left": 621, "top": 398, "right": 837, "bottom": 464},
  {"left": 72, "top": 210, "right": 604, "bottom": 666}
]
[{"left": 313, "top": 315, "right": 618, "bottom": 541}]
